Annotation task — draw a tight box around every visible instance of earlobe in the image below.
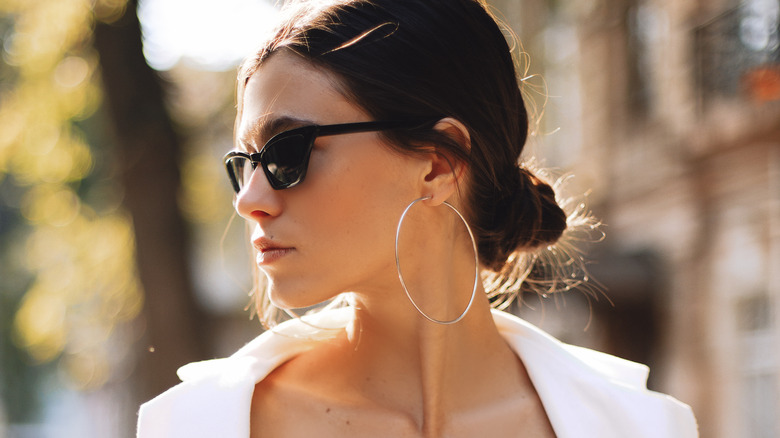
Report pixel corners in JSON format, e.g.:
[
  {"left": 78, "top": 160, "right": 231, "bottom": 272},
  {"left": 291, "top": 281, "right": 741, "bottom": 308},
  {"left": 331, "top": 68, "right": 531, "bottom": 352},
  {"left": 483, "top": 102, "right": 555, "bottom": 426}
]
[{"left": 422, "top": 117, "right": 470, "bottom": 205}]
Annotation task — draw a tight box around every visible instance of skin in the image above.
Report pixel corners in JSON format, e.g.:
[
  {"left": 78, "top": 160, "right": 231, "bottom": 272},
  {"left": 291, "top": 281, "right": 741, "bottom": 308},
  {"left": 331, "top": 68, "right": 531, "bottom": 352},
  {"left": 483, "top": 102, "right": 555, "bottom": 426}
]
[{"left": 234, "top": 52, "right": 556, "bottom": 438}]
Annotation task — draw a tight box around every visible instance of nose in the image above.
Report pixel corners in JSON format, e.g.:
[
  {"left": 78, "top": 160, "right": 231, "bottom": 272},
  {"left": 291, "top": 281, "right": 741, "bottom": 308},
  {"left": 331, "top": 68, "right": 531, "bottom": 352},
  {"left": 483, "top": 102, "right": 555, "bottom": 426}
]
[{"left": 234, "top": 168, "right": 282, "bottom": 221}]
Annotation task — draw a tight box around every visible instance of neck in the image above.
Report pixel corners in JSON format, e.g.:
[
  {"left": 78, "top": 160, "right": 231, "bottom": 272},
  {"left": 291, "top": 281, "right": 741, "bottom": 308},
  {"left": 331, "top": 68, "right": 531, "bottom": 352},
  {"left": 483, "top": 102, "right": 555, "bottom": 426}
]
[
  {"left": 343, "top": 287, "right": 512, "bottom": 435},
  {"left": 308, "top": 199, "right": 523, "bottom": 435}
]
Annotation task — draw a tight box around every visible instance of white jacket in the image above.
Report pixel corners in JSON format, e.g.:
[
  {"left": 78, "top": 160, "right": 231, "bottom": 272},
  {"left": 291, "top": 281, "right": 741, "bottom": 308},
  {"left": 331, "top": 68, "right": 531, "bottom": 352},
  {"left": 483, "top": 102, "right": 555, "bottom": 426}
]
[{"left": 137, "top": 309, "right": 697, "bottom": 437}]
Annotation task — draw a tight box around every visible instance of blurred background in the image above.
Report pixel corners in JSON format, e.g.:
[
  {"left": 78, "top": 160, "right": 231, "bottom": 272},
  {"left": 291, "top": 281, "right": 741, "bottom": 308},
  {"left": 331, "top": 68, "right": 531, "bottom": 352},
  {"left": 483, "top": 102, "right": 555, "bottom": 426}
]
[{"left": 0, "top": 0, "right": 777, "bottom": 436}]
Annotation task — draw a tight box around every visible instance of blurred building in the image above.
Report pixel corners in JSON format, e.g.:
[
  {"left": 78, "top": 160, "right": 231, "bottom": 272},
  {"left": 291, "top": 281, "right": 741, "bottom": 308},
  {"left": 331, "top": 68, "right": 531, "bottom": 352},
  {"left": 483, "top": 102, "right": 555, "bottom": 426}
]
[{"left": 491, "top": 0, "right": 780, "bottom": 436}]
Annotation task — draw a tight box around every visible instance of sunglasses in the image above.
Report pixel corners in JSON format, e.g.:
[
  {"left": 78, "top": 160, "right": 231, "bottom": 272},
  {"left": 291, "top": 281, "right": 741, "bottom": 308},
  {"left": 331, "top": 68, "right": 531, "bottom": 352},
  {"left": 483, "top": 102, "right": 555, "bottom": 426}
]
[{"left": 224, "top": 119, "right": 431, "bottom": 192}]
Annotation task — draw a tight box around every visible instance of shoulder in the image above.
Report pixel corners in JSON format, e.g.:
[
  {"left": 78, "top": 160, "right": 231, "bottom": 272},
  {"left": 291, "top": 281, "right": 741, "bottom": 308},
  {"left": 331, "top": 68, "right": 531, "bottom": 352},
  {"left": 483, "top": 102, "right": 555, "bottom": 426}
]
[
  {"left": 492, "top": 310, "right": 699, "bottom": 438},
  {"left": 137, "top": 308, "right": 351, "bottom": 438}
]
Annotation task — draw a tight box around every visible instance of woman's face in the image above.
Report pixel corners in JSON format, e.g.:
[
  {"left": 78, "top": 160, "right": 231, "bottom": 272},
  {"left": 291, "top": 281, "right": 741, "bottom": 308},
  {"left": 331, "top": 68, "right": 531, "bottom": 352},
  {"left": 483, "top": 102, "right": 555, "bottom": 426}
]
[{"left": 234, "top": 52, "right": 428, "bottom": 309}]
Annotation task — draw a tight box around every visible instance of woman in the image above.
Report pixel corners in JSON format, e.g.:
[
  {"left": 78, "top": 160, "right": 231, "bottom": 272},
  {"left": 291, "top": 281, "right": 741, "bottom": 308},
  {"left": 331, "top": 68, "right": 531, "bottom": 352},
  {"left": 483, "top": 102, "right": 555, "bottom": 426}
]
[{"left": 137, "top": 0, "right": 697, "bottom": 436}]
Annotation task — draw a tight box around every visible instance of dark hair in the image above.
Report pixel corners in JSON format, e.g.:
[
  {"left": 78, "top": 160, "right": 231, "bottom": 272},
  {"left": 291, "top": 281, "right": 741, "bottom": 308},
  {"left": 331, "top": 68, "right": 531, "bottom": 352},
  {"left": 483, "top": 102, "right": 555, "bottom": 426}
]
[{"left": 238, "top": 0, "right": 570, "bottom": 306}]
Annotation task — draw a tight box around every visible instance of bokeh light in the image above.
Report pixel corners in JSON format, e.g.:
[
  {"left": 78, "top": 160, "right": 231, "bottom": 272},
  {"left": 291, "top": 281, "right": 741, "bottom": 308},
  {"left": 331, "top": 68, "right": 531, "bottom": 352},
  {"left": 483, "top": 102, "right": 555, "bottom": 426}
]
[{"left": 1, "top": 0, "right": 142, "bottom": 396}]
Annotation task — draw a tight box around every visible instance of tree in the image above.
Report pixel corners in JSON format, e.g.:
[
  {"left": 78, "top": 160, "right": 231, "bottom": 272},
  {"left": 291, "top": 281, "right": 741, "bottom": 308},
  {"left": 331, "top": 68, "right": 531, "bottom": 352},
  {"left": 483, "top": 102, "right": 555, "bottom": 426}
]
[
  {"left": 0, "top": 0, "right": 208, "bottom": 430},
  {"left": 93, "top": 0, "right": 208, "bottom": 403}
]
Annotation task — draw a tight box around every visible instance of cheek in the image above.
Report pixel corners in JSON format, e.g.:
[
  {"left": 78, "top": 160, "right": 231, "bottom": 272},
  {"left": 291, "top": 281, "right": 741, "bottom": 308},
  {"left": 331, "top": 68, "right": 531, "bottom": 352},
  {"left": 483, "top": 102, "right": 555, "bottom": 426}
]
[
  {"left": 300, "top": 147, "right": 416, "bottom": 265},
  {"left": 309, "top": 175, "right": 391, "bottom": 247}
]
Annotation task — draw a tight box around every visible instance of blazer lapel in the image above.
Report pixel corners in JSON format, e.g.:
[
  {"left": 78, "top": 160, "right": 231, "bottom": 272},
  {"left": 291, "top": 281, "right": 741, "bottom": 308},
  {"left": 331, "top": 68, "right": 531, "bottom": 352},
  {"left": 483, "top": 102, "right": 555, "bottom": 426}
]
[{"left": 494, "top": 311, "right": 697, "bottom": 438}]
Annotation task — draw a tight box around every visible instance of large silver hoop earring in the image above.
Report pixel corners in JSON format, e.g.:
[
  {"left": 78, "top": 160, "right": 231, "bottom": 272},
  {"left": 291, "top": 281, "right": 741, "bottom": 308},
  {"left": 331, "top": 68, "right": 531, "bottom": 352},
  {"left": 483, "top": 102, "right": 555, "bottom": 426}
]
[{"left": 395, "top": 196, "right": 479, "bottom": 325}]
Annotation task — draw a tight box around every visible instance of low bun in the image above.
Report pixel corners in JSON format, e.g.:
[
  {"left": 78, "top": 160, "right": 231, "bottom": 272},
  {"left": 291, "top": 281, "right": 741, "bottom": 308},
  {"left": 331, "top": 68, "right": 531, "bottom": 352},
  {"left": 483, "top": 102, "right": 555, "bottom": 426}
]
[
  {"left": 477, "top": 167, "right": 567, "bottom": 271},
  {"left": 524, "top": 170, "right": 568, "bottom": 247}
]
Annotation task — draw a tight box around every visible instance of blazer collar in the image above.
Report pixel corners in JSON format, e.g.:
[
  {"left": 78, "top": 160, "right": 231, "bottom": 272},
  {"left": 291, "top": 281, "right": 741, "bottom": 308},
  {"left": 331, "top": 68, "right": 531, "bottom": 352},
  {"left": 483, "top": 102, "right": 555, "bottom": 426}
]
[{"left": 147, "top": 308, "right": 696, "bottom": 438}]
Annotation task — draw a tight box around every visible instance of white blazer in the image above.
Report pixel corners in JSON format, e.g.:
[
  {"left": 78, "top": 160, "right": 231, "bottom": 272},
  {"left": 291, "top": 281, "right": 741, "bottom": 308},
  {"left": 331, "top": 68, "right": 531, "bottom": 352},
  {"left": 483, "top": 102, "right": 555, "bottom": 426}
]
[{"left": 137, "top": 309, "right": 698, "bottom": 437}]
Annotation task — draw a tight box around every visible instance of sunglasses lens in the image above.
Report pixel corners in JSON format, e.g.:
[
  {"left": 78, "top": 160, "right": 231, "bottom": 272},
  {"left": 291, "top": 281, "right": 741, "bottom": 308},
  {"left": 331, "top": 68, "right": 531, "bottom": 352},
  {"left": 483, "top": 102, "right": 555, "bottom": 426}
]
[
  {"left": 226, "top": 155, "right": 254, "bottom": 192},
  {"left": 262, "top": 134, "right": 309, "bottom": 188}
]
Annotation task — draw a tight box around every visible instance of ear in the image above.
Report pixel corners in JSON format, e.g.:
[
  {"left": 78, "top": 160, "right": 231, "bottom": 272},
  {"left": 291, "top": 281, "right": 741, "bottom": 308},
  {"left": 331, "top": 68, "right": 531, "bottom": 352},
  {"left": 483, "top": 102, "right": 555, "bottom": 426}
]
[{"left": 421, "top": 117, "right": 470, "bottom": 206}]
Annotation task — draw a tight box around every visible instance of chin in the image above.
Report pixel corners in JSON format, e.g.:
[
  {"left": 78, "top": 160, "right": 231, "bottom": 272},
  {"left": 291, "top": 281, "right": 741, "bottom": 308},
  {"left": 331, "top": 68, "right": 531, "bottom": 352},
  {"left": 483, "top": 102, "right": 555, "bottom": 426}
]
[
  {"left": 266, "top": 280, "right": 346, "bottom": 312},
  {"left": 267, "top": 284, "right": 321, "bottom": 310},
  {"left": 267, "top": 294, "right": 303, "bottom": 310}
]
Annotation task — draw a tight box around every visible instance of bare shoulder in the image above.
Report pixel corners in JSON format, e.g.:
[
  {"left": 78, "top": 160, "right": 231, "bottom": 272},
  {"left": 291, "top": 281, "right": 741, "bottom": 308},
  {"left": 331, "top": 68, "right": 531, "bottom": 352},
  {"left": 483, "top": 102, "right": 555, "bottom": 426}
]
[
  {"left": 446, "top": 357, "right": 557, "bottom": 438},
  {"left": 454, "top": 387, "right": 557, "bottom": 437},
  {"left": 250, "top": 354, "right": 556, "bottom": 438},
  {"left": 249, "top": 360, "right": 300, "bottom": 438},
  {"left": 251, "top": 377, "right": 555, "bottom": 438},
  {"left": 249, "top": 348, "right": 340, "bottom": 437},
  {"left": 249, "top": 338, "right": 412, "bottom": 438},
  {"left": 249, "top": 357, "right": 416, "bottom": 438}
]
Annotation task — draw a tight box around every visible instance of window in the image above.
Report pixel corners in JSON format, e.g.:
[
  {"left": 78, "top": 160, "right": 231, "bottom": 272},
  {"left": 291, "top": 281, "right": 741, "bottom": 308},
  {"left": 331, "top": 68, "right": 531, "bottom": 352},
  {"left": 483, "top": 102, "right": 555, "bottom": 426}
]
[{"left": 695, "top": 0, "right": 780, "bottom": 106}]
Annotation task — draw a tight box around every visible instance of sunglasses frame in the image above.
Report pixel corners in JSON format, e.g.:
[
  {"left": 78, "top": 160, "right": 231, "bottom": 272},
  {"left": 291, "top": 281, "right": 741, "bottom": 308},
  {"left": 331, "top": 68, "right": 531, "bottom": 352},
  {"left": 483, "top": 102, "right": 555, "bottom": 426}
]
[{"left": 224, "top": 119, "right": 433, "bottom": 191}]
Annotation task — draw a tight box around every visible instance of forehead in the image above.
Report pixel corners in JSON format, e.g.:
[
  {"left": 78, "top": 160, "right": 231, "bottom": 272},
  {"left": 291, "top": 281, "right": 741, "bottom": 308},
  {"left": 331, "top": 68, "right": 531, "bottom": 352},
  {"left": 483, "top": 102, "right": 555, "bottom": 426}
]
[{"left": 238, "top": 52, "right": 367, "bottom": 142}]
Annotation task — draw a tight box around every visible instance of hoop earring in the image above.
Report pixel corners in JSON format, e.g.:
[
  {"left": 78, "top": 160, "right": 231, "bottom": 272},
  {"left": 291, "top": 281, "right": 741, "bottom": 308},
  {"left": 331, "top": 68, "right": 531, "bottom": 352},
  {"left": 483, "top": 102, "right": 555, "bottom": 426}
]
[{"left": 395, "top": 196, "right": 479, "bottom": 325}]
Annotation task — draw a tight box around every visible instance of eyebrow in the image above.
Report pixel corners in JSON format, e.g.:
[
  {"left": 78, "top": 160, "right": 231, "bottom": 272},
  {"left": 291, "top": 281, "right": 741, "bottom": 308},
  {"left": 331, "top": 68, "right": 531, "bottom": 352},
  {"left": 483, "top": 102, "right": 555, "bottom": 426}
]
[{"left": 238, "top": 116, "right": 315, "bottom": 151}]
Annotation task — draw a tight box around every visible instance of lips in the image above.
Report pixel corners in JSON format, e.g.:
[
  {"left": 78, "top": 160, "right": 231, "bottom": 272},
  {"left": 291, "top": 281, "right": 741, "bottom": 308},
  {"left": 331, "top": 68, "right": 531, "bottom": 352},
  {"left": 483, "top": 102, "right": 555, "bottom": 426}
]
[
  {"left": 252, "top": 237, "right": 287, "bottom": 252},
  {"left": 252, "top": 237, "right": 295, "bottom": 265}
]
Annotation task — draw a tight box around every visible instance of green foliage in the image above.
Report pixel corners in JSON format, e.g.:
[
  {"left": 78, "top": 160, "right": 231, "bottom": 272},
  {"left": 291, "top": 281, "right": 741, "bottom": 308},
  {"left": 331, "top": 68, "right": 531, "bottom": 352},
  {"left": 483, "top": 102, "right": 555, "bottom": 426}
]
[{"left": 0, "top": 0, "right": 142, "bottom": 402}]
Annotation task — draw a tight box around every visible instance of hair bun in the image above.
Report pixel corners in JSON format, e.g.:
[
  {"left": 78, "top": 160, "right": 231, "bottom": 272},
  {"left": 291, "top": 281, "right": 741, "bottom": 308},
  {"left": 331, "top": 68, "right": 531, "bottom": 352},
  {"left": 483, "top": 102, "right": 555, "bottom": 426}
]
[
  {"left": 526, "top": 171, "right": 568, "bottom": 245},
  {"left": 479, "top": 167, "right": 567, "bottom": 271}
]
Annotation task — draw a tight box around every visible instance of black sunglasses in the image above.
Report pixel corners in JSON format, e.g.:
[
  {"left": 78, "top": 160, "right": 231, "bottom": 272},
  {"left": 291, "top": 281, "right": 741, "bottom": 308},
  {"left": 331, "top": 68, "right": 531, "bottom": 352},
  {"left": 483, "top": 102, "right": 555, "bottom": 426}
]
[{"left": 224, "top": 119, "right": 432, "bottom": 191}]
